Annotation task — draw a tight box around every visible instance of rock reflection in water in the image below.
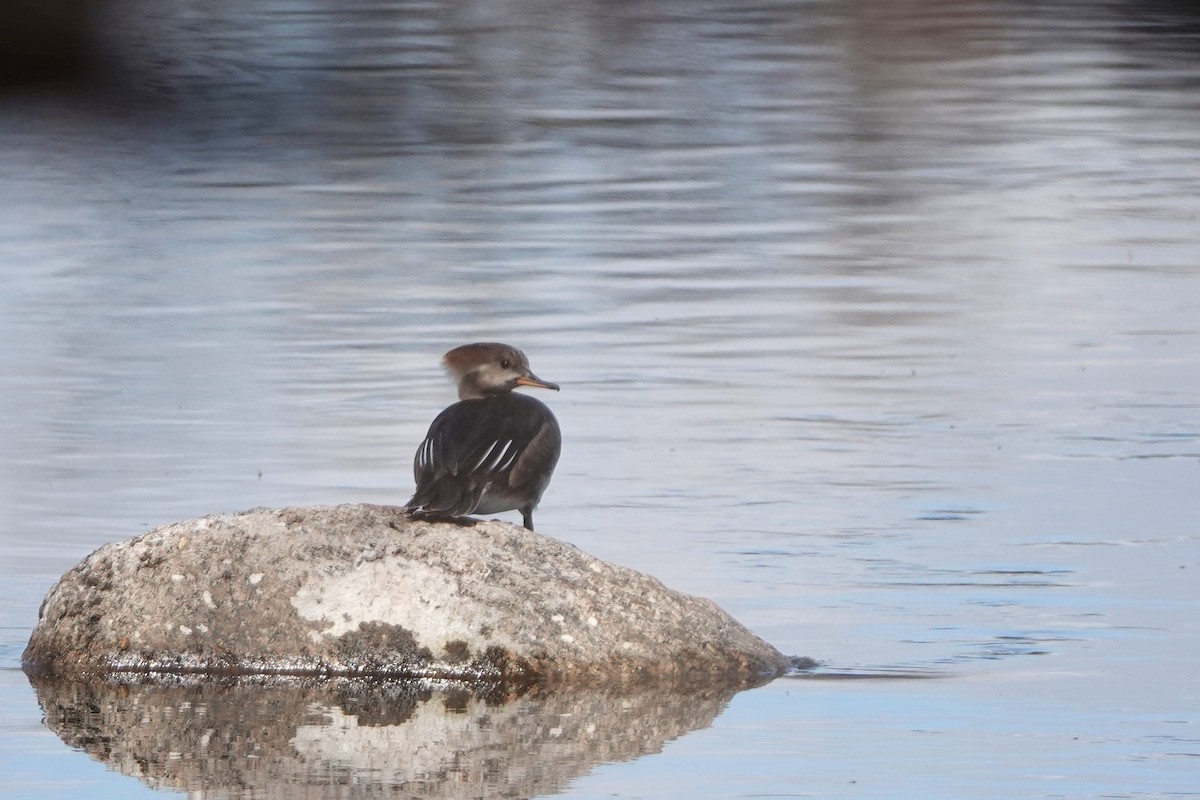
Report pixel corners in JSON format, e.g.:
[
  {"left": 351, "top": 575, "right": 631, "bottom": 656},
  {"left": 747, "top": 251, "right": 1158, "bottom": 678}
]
[{"left": 30, "top": 673, "right": 741, "bottom": 798}]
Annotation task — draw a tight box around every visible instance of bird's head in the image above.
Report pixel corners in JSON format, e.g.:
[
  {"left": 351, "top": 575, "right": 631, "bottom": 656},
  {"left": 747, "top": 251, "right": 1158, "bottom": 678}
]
[{"left": 443, "top": 342, "right": 560, "bottom": 400}]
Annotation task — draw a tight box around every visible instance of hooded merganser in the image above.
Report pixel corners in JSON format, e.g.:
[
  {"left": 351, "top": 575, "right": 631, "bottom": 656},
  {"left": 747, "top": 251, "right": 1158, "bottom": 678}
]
[{"left": 403, "top": 343, "right": 561, "bottom": 531}]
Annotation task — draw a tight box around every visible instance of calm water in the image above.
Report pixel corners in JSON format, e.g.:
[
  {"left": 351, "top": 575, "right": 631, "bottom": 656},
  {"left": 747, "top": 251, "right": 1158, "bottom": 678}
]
[{"left": 2, "top": 0, "right": 1199, "bottom": 797}]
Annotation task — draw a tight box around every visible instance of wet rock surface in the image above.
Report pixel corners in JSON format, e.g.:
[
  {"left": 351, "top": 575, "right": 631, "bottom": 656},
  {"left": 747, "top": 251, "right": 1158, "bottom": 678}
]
[{"left": 23, "top": 504, "right": 787, "bottom": 686}]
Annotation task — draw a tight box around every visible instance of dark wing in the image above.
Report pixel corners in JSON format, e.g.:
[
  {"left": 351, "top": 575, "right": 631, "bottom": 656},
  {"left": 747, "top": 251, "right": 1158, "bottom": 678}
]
[
  {"left": 404, "top": 394, "right": 560, "bottom": 517},
  {"left": 507, "top": 409, "right": 562, "bottom": 503}
]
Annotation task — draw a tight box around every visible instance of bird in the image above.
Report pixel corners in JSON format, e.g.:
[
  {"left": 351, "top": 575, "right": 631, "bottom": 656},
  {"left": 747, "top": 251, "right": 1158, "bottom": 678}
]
[{"left": 403, "top": 343, "right": 561, "bottom": 531}]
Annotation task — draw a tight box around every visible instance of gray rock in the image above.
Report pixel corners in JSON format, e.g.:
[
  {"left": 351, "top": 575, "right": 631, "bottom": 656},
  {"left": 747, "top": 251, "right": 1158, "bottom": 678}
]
[{"left": 24, "top": 504, "right": 787, "bottom": 686}]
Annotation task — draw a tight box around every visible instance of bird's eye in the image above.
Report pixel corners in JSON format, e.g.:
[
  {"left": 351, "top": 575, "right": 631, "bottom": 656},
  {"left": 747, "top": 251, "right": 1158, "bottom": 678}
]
[{"left": 500, "top": 358, "right": 511, "bottom": 369}]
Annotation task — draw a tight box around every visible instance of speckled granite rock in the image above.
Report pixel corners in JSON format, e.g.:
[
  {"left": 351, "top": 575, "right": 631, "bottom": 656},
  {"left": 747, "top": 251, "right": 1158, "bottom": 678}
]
[{"left": 23, "top": 504, "right": 787, "bottom": 686}]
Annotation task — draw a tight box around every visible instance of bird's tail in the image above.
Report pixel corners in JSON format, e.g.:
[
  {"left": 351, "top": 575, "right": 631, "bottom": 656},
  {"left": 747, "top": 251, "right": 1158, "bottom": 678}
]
[{"left": 403, "top": 476, "right": 481, "bottom": 518}]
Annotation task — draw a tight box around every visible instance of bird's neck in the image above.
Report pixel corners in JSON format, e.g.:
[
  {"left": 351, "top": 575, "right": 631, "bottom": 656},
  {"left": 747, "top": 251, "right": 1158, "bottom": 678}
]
[{"left": 457, "top": 375, "right": 508, "bottom": 401}]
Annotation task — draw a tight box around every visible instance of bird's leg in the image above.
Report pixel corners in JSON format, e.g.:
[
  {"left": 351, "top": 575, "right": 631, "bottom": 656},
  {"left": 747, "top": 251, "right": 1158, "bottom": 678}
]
[{"left": 521, "top": 506, "right": 534, "bottom": 531}]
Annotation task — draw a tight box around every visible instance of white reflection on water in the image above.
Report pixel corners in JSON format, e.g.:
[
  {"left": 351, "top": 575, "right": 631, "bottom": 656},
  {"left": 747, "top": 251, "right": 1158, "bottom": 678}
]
[{"left": 1, "top": 0, "right": 1199, "bottom": 797}]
